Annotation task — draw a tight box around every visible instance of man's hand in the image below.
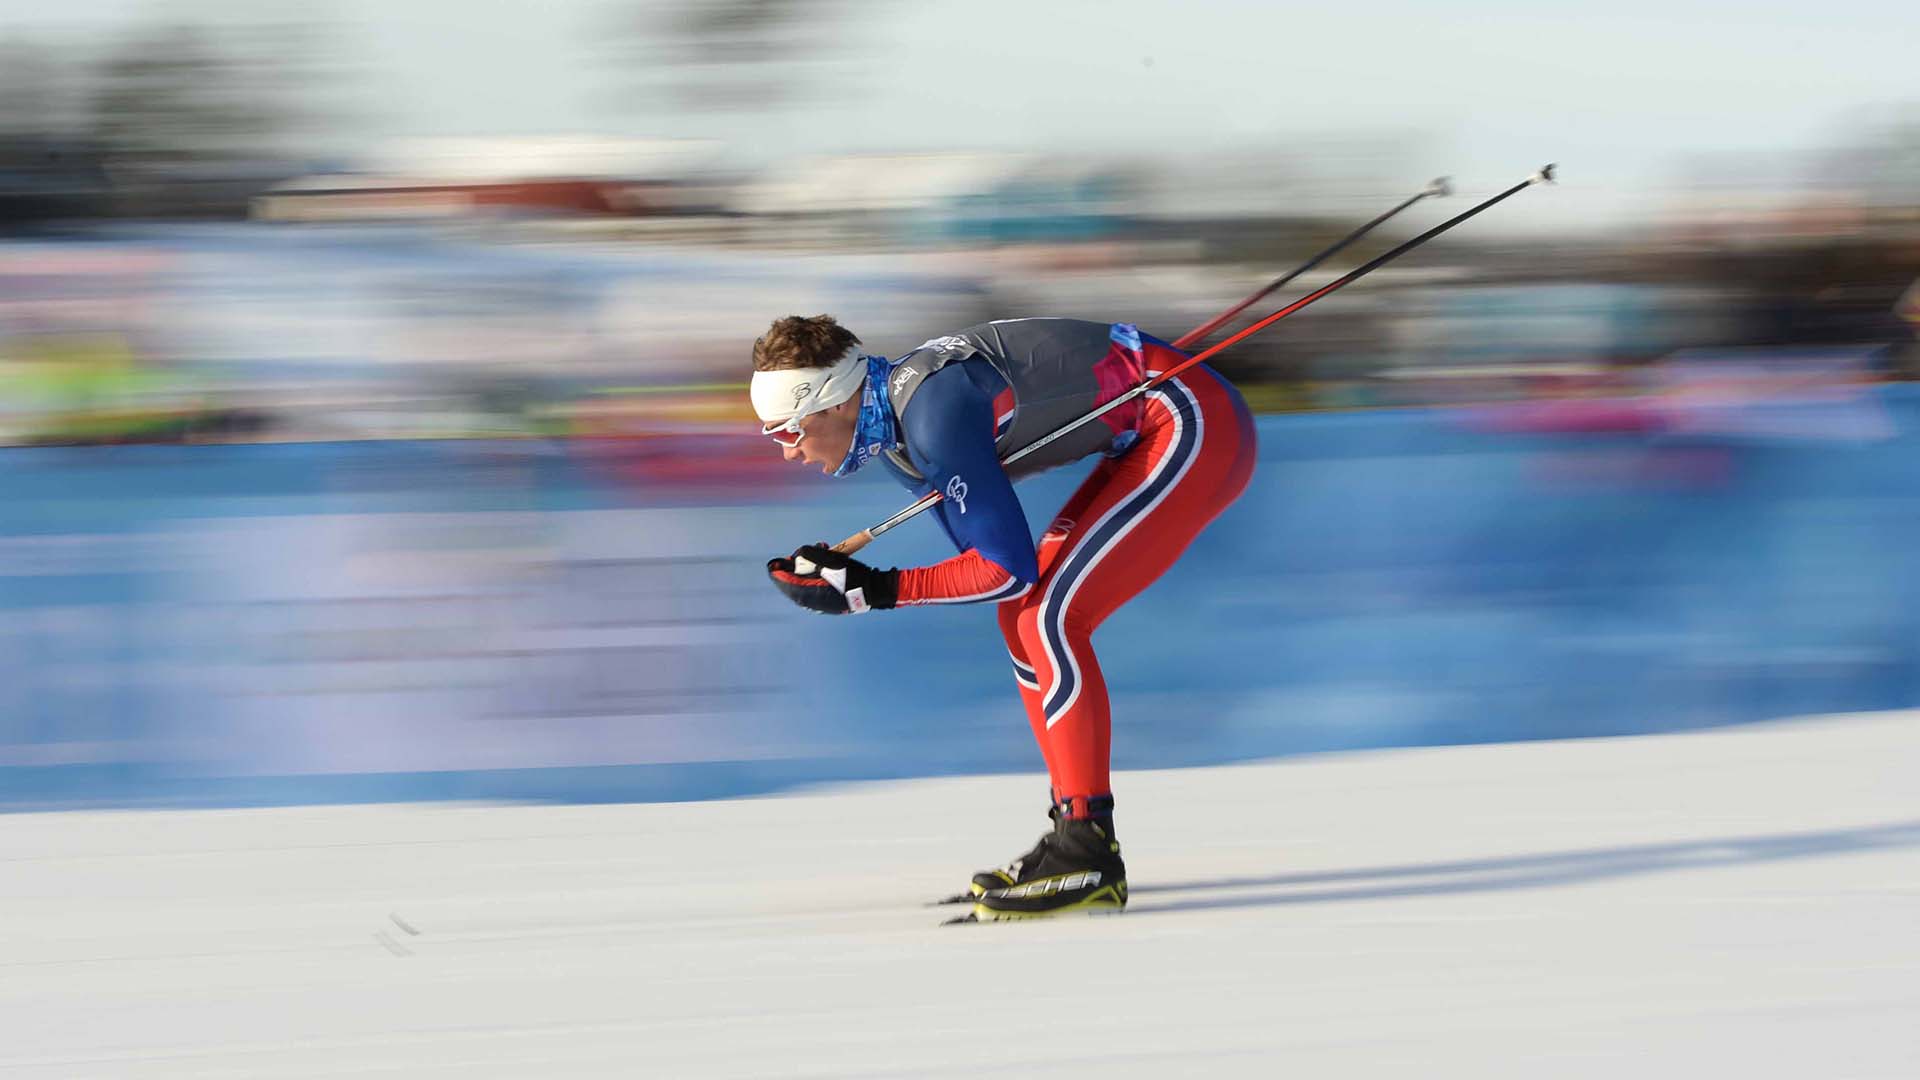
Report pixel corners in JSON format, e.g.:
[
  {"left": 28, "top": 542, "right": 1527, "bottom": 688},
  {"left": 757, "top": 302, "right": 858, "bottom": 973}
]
[{"left": 767, "top": 544, "right": 900, "bottom": 615}]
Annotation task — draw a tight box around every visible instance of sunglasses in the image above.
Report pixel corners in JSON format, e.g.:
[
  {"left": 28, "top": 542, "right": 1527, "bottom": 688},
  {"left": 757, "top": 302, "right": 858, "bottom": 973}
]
[{"left": 762, "top": 414, "right": 810, "bottom": 447}]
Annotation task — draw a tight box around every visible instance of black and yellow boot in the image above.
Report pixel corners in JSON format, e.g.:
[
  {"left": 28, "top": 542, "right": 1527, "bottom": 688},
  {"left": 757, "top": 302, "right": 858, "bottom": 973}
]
[
  {"left": 969, "top": 796, "right": 1127, "bottom": 921},
  {"left": 967, "top": 801, "right": 1061, "bottom": 898}
]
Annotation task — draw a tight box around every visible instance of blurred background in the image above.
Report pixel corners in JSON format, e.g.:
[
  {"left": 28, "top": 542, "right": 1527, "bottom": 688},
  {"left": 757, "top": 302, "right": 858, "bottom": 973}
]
[{"left": 4, "top": 0, "right": 1920, "bottom": 809}]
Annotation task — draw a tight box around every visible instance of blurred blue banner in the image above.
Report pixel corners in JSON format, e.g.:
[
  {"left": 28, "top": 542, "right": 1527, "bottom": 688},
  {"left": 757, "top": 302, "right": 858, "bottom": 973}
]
[{"left": 5, "top": 387, "right": 1918, "bottom": 810}]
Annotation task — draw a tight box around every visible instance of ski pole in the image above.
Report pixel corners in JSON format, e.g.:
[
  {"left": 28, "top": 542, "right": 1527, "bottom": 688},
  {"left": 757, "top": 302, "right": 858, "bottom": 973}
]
[
  {"left": 1171, "top": 176, "right": 1450, "bottom": 350},
  {"left": 828, "top": 165, "right": 1555, "bottom": 557}
]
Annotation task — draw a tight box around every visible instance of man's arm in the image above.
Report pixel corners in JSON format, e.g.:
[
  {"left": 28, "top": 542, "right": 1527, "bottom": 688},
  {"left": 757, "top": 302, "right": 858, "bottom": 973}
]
[{"left": 893, "top": 365, "right": 1037, "bottom": 605}]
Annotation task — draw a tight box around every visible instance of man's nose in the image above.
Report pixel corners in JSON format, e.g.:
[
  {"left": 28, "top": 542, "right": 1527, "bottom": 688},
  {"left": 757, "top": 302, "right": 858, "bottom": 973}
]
[{"left": 782, "top": 443, "right": 804, "bottom": 463}]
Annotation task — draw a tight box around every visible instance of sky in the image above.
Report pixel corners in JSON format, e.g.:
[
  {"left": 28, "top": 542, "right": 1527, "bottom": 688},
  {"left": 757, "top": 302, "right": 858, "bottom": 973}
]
[{"left": 3, "top": 0, "right": 1915, "bottom": 231}]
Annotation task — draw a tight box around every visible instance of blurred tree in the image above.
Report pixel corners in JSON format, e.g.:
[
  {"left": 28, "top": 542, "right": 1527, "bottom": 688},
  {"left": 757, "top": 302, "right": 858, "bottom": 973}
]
[
  {"left": 73, "top": 20, "right": 346, "bottom": 217},
  {"left": 605, "top": 0, "right": 859, "bottom": 110},
  {"left": 85, "top": 23, "right": 331, "bottom": 166},
  {"left": 0, "top": 38, "right": 75, "bottom": 139},
  {"left": 0, "top": 37, "right": 110, "bottom": 225}
]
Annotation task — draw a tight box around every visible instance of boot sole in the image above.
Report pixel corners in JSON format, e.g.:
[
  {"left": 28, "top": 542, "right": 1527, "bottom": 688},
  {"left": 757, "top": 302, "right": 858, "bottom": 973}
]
[{"left": 968, "top": 883, "right": 1128, "bottom": 922}]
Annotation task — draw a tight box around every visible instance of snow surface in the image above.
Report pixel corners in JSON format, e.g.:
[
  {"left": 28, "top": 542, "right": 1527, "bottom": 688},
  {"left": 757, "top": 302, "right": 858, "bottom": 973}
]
[{"left": 4, "top": 712, "right": 1918, "bottom": 1078}]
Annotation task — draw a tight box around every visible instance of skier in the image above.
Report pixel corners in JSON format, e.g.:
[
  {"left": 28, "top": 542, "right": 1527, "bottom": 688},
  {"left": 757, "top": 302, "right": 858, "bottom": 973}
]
[{"left": 752, "top": 315, "right": 1256, "bottom": 920}]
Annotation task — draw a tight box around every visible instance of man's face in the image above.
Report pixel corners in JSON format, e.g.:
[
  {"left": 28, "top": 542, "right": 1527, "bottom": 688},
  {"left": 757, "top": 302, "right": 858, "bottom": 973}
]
[{"left": 779, "top": 395, "right": 860, "bottom": 475}]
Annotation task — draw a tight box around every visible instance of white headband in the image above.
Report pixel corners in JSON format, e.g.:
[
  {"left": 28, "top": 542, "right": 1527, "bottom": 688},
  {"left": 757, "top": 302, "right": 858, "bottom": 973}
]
[{"left": 749, "top": 344, "right": 867, "bottom": 424}]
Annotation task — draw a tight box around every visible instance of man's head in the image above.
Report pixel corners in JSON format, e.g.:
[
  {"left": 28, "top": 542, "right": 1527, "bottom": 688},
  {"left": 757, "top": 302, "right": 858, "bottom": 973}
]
[{"left": 750, "top": 315, "right": 867, "bottom": 474}]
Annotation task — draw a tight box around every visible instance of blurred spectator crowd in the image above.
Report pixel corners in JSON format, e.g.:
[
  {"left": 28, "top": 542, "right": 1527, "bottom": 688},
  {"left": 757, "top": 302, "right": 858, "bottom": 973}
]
[{"left": 3, "top": 32, "right": 1917, "bottom": 447}]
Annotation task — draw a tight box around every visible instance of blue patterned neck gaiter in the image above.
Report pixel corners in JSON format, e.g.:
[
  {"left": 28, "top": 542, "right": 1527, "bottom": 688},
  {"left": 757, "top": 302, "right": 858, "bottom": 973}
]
[{"left": 831, "top": 355, "right": 900, "bottom": 478}]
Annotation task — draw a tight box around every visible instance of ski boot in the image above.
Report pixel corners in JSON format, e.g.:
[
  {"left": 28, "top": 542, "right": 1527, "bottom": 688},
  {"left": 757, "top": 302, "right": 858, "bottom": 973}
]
[
  {"left": 962, "top": 796, "right": 1128, "bottom": 922},
  {"left": 965, "top": 802, "right": 1061, "bottom": 898}
]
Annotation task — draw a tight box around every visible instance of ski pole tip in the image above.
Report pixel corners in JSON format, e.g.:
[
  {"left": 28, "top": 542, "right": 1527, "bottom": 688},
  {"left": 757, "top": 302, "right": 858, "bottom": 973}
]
[
  {"left": 1531, "top": 163, "right": 1558, "bottom": 185},
  {"left": 1426, "top": 176, "right": 1453, "bottom": 198}
]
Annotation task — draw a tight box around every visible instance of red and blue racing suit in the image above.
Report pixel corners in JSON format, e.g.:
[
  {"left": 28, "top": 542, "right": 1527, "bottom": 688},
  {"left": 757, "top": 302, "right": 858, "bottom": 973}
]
[{"left": 882, "top": 321, "right": 1257, "bottom": 809}]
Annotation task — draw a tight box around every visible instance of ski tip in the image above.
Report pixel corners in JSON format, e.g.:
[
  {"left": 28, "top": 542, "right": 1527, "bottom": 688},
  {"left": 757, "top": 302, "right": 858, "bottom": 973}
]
[{"left": 926, "top": 891, "right": 977, "bottom": 907}]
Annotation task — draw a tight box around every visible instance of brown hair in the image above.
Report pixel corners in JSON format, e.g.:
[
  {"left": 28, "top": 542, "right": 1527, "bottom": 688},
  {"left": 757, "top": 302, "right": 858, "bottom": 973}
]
[{"left": 752, "top": 315, "right": 861, "bottom": 372}]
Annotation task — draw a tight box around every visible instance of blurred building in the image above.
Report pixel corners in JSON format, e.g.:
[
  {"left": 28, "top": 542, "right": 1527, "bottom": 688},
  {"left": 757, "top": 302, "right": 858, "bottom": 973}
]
[
  {"left": 252, "top": 136, "right": 724, "bottom": 223},
  {"left": 733, "top": 151, "right": 1142, "bottom": 249}
]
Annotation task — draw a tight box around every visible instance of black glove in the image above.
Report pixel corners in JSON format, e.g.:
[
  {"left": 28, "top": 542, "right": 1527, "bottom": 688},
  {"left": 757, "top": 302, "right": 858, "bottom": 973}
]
[{"left": 766, "top": 543, "right": 900, "bottom": 615}]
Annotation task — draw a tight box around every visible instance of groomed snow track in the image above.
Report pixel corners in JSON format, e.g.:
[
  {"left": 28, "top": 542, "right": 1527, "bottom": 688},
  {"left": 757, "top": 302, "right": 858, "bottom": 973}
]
[{"left": 5, "top": 712, "right": 1918, "bottom": 1078}]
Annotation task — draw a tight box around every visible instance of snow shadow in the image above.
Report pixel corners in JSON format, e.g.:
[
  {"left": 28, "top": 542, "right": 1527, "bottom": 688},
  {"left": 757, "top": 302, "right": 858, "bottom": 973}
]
[{"left": 1132, "top": 819, "right": 1920, "bottom": 915}]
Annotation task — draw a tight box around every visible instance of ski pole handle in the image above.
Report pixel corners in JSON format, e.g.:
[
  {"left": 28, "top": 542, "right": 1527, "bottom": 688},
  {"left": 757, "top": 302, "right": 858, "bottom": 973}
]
[
  {"left": 832, "top": 529, "right": 875, "bottom": 556},
  {"left": 792, "top": 528, "right": 874, "bottom": 574},
  {"left": 831, "top": 489, "right": 941, "bottom": 552}
]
